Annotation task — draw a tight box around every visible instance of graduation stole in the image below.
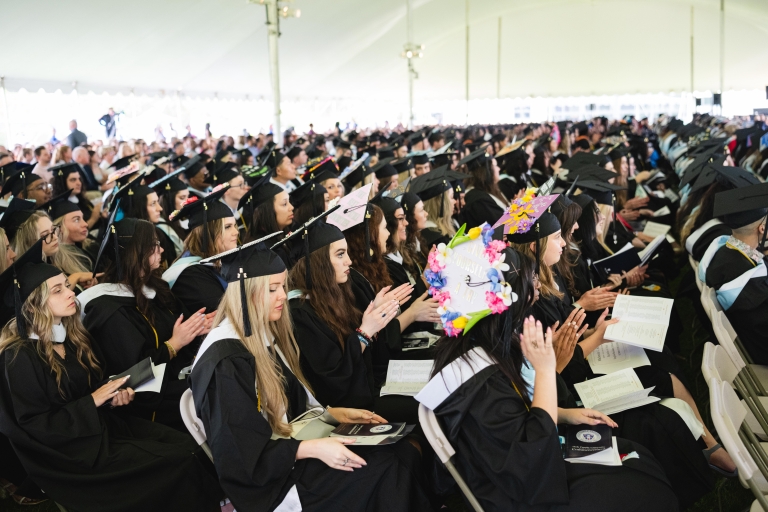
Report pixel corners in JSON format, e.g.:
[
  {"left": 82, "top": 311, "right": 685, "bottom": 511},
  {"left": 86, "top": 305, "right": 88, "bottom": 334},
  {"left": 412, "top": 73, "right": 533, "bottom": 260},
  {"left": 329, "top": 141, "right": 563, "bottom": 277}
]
[{"left": 698, "top": 235, "right": 767, "bottom": 311}]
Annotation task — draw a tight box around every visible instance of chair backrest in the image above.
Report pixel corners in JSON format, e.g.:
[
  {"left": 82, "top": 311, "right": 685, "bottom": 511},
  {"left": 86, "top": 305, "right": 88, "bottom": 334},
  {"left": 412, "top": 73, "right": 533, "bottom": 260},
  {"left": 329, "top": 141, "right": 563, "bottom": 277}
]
[
  {"left": 710, "top": 379, "right": 758, "bottom": 481},
  {"left": 180, "top": 388, "right": 208, "bottom": 446},
  {"left": 711, "top": 342, "right": 742, "bottom": 385},
  {"left": 713, "top": 311, "right": 747, "bottom": 372},
  {"left": 690, "top": 255, "right": 703, "bottom": 291},
  {"left": 418, "top": 403, "right": 455, "bottom": 464}
]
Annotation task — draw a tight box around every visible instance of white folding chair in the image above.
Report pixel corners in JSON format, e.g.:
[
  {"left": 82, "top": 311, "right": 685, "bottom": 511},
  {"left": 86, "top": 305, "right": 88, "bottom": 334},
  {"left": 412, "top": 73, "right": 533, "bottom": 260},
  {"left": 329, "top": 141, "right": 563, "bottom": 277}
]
[
  {"left": 713, "top": 311, "right": 768, "bottom": 396},
  {"left": 180, "top": 388, "right": 213, "bottom": 461},
  {"left": 710, "top": 379, "right": 768, "bottom": 510},
  {"left": 418, "top": 404, "right": 485, "bottom": 512},
  {"left": 690, "top": 255, "right": 703, "bottom": 291},
  {"left": 700, "top": 285, "right": 721, "bottom": 323}
]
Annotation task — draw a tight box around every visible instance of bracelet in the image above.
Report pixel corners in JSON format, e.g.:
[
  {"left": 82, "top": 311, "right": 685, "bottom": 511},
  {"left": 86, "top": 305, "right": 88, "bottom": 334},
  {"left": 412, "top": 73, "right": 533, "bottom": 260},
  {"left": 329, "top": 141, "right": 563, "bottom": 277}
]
[
  {"left": 356, "top": 328, "right": 373, "bottom": 347},
  {"left": 165, "top": 341, "right": 177, "bottom": 358}
]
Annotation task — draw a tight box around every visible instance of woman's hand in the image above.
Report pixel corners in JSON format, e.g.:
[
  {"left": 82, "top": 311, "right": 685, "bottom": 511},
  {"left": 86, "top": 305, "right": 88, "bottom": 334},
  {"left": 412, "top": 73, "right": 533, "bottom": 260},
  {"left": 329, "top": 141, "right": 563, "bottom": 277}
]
[
  {"left": 604, "top": 274, "right": 624, "bottom": 290},
  {"left": 91, "top": 375, "right": 130, "bottom": 407},
  {"left": 405, "top": 291, "right": 440, "bottom": 323},
  {"left": 199, "top": 311, "right": 217, "bottom": 335},
  {"left": 622, "top": 265, "right": 648, "bottom": 287},
  {"left": 359, "top": 300, "right": 400, "bottom": 338},
  {"left": 634, "top": 170, "right": 652, "bottom": 183},
  {"left": 638, "top": 209, "right": 655, "bottom": 218},
  {"left": 110, "top": 387, "right": 135, "bottom": 407},
  {"left": 374, "top": 283, "right": 413, "bottom": 309},
  {"left": 551, "top": 311, "right": 589, "bottom": 373},
  {"left": 634, "top": 232, "right": 656, "bottom": 243},
  {"left": 168, "top": 308, "right": 208, "bottom": 352},
  {"left": 575, "top": 287, "right": 617, "bottom": 311},
  {"left": 296, "top": 438, "right": 367, "bottom": 472},
  {"left": 328, "top": 408, "right": 387, "bottom": 424},
  {"left": 623, "top": 196, "right": 649, "bottom": 210},
  {"left": 558, "top": 408, "right": 618, "bottom": 428},
  {"left": 520, "top": 316, "right": 556, "bottom": 373},
  {"left": 68, "top": 272, "right": 103, "bottom": 290},
  {"left": 619, "top": 209, "right": 640, "bottom": 221}
]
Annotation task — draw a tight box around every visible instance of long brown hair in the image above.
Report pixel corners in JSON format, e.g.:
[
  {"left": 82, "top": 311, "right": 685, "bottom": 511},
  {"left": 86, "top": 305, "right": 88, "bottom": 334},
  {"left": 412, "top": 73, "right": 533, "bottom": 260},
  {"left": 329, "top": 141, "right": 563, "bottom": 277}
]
[
  {"left": 510, "top": 234, "right": 563, "bottom": 300},
  {"left": 345, "top": 204, "right": 393, "bottom": 293},
  {"left": 182, "top": 218, "right": 226, "bottom": 261},
  {"left": 466, "top": 161, "right": 509, "bottom": 206},
  {"left": 554, "top": 202, "right": 582, "bottom": 298},
  {"left": 290, "top": 246, "right": 361, "bottom": 348},
  {"left": 214, "top": 275, "right": 310, "bottom": 437},
  {"left": 0, "top": 280, "right": 102, "bottom": 398},
  {"left": 101, "top": 220, "right": 177, "bottom": 323}
]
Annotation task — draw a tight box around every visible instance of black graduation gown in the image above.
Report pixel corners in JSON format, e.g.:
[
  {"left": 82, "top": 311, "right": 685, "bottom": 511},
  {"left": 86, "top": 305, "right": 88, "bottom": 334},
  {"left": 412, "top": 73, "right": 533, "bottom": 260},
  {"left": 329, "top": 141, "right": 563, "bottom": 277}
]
[
  {"left": 433, "top": 363, "right": 678, "bottom": 511},
  {"left": 498, "top": 174, "right": 525, "bottom": 201},
  {"left": 172, "top": 264, "right": 227, "bottom": 314},
  {"left": 420, "top": 227, "right": 450, "bottom": 254},
  {"left": 462, "top": 189, "right": 505, "bottom": 229},
  {"left": 689, "top": 223, "right": 731, "bottom": 262},
  {"left": 705, "top": 246, "right": 768, "bottom": 364},
  {"left": 0, "top": 338, "right": 222, "bottom": 512},
  {"left": 189, "top": 337, "right": 432, "bottom": 512},
  {"left": 82, "top": 292, "right": 195, "bottom": 430},
  {"left": 289, "top": 298, "right": 375, "bottom": 409},
  {"left": 156, "top": 226, "right": 177, "bottom": 268}
]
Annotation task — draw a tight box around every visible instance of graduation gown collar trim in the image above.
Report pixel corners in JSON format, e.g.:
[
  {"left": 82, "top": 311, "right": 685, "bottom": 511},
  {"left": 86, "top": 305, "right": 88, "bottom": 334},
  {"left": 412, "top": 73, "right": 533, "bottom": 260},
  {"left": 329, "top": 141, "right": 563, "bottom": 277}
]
[
  {"left": 699, "top": 235, "right": 767, "bottom": 311},
  {"left": 161, "top": 255, "right": 203, "bottom": 288},
  {"left": 29, "top": 322, "right": 67, "bottom": 343},
  {"left": 685, "top": 218, "right": 722, "bottom": 255},
  {"left": 386, "top": 252, "right": 404, "bottom": 265},
  {"left": 77, "top": 283, "right": 156, "bottom": 318},
  {"left": 415, "top": 346, "right": 494, "bottom": 410},
  {"left": 193, "top": 317, "right": 243, "bottom": 370}
]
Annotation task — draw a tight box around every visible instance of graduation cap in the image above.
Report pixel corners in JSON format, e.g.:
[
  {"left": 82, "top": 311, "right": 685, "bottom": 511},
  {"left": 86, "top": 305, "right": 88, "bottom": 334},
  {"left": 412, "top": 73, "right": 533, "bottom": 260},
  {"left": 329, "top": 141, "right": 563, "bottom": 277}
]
[
  {"left": 91, "top": 197, "right": 122, "bottom": 279},
  {"left": 37, "top": 189, "right": 80, "bottom": 220},
  {"left": 180, "top": 154, "right": 206, "bottom": 180},
  {"left": 713, "top": 183, "right": 768, "bottom": 232},
  {"left": 577, "top": 180, "right": 627, "bottom": 245},
  {"left": 205, "top": 162, "right": 240, "bottom": 186},
  {"left": 285, "top": 145, "right": 304, "bottom": 160},
  {"left": 199, "top": 231, "right": 285, "bottom": 336},
  {"left": 289, "top": 178, "right": 327, "bottom": 217},
  {"left": 372, "top": 158, "right": 398, "bottom": 179},
  {"left": 169, "top": 184, "right": 232, "bottom": 243},
  {"left": 108, "top": 174, "right": 153, "bottom": 215},
  {"left": 335, "top": 139, "right": 351, "bottom": 151},
  {"left": 0, "top": 162, "right": 33, "bottom": 187},
  {"left": 377, "top": 145, "right": 396, "bottom": 160},
  {"left": 147, "top": 151, "right": 172, "bottom": 164},
  {"left": 1, "top": 166, "right": 40, "bottom": 199},
  {"left": 342, "top": 162, "right": 374, "bottom": 190},
  {"left": 392, "top": 157, "right": 414, "bottom": 175},
  {"left": 148, "top": 166, "right": 188, "bottom": 196},
  {"left": 400, "top": 192, "right": 422, "bottom": 217},
  {"left": 0, "top": 240, "right": 60, "bottom": 336},
  {"left": 690, "top": 164, "right": 760, "bottom": 193},
  {"left": 561, "top": 164, "right": 616, "bottom": 183},
  {"left": 271, "top": 205, "right": 341, "bottom": 289},
  {"left": 0, "top": 198, "right": 37, "bottom": 243},
  {"left": 494, "top": 193, "right": 561, "bottom": 272},
  {"left": 109, "top": 154, "right": 139, "bottom": 171},
  {"left": 229, "top": 148, "right": 252, "bottom": 161},
  {"left": 679, "top": 151, "right": 727, "bottom": 189},
  {"left": 409, "top": 166, "right": 469, "bottom": 216},
  {"left": 411, "top": 152, "right": 430, "bottom": 166},
  {"left": 170, "top": 154, "right": 189, "bottom": 168},
  {"left": 457, "top": 146, "right": 492, "bottom": 170},
  {"left": 50, "top": 162, "right": 80, "bottom": 181},
  {"left": 303, "top": 157, "right": 339, "bottom": 182},
  {"left": 238, "top": 172, "right": 284, "bottom": 220},
  {"left": 370, "top": 184, "right": 402, "bottom": 218}
]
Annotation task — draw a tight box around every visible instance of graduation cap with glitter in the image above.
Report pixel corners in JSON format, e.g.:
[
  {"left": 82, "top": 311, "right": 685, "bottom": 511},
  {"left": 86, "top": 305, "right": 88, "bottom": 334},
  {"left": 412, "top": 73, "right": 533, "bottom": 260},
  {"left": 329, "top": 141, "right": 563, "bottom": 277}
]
[
  {"left": 0, "top": 239, "right": 60, "bottom": 337},
  {"left": 302, "top": 156, "right": 339, "bottom": 182},
  {"left": 200, "top": 231, "right": 285, "bottom": 336},
  {"left": 271, "top": 205, "right": 341, "bottom": 289}
]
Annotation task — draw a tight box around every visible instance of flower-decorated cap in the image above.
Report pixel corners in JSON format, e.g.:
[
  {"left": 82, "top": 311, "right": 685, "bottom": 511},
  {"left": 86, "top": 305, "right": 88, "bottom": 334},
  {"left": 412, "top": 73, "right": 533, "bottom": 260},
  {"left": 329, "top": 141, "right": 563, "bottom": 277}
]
[
  {"left": 425, "top": 222, "right": 518, "bottom": 337},
  {"left": 492, "top": 189, "right": 560, "bottom": 242}
]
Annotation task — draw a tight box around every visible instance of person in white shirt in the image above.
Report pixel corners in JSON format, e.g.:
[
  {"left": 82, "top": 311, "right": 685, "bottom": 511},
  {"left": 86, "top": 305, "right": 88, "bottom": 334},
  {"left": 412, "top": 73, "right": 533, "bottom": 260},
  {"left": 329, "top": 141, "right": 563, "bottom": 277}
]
[{"left": 32, "top": 146, "right": 52, "bottom": 182}]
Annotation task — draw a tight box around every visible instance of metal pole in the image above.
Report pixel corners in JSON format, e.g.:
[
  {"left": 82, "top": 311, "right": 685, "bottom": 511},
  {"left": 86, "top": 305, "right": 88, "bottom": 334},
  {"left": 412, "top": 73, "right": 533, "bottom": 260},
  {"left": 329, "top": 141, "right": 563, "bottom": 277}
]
[
  {"left": 0, "top": 77, "right": 11, "bottom": 147},
  {"left": 719, "top": 0, "right": 725, "bottom": 97},
  {"left": 690, "top": 6, "right": 694, "bottom": 94},
  {"left": 497, "top": 16, "right": 502, "bottom": 99},
  {"left": 265, "top": 0, "right": 282, "bottom": 144},
  {"left": 406, "top": 0, "right": 414, "bottom": 129},
  {"left": 465, "top": 0, "right": 469, "bottom": 125}
]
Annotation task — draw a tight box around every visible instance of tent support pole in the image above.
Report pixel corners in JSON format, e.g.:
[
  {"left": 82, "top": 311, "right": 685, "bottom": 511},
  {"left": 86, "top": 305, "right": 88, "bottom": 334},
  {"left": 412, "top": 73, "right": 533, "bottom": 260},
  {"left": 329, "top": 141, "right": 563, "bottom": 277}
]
[
  {"left": 464, "top": 0, "right": 469, "bottom": 125},
  {"left": 719, "top": 0, "right": 725, "bottom": 103},
  {"left": 265, "top": 0, "right": 282, "bottom": 143},
  {"left": 406, "top": 0, "right": 414, "bottom": 129}
]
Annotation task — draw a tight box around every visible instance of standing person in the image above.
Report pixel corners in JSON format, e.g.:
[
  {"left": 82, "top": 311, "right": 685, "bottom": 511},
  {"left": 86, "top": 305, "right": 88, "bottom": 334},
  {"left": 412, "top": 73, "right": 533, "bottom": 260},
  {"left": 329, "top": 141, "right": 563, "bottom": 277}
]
[
  {"left": 99, "top": 108, "right": 118, "bottom": 139},
  {"left": 66, "top": 120, "right": 87, "bottom": 149},
  {"left": 0, "top": 245, "right": 224, "bottom": 512}
]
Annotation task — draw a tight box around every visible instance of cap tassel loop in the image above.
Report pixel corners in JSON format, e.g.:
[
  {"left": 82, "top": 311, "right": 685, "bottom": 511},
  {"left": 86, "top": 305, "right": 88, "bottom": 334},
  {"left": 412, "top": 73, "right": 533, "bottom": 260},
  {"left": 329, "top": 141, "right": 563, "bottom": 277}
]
[
  {"left": 611, "top": 193, "right": 618, "bottom": 246},
  {"left": 239, "top": 267, "right": 252, "bottom": 337},
  {"left": 13, "top": 276, "right": 25, "bottom": 337},
  {"left": 112, "top": 225, "right": 122, "bottom": 282},
  {"left": 303, "top": 228, "right": 312, "bottom": 289},
  {"left": 365, "top": 206, "right": 372, "bottom": 261}
]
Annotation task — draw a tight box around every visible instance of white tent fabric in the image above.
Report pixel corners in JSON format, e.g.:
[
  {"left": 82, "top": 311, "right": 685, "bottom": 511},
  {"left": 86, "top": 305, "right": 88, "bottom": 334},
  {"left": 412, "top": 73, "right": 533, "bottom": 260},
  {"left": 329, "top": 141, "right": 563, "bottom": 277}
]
[{"left": 3, "top": 0, "right": 768, "bottom": 100}]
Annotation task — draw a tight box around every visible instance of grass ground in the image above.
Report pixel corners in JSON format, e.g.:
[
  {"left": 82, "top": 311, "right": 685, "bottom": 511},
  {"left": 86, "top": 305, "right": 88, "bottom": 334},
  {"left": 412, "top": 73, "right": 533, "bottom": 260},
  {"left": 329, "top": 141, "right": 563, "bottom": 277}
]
[{"left": 0, "top": 264, "right": 757, "bottom": 512}]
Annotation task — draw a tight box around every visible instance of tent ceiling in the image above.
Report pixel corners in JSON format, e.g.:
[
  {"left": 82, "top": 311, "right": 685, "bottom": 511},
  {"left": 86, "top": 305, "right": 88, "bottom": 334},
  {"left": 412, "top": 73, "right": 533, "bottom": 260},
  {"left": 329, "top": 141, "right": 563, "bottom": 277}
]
[{"left": 2, "top": 0, "right": 768, "bottom": 101}]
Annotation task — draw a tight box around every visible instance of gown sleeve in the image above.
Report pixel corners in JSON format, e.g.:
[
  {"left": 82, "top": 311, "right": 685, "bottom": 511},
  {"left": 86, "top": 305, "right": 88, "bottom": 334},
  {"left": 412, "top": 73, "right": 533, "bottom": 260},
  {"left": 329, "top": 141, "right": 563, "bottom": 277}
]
[
  {"left": 199, "top": 354, "right": 301, "bottom": 510},
  {"left": 4, "top": 346, "right": 103, "bottom": 466},
  {"left": 172, "top": 265, "right": 225, "bottom": 314}
]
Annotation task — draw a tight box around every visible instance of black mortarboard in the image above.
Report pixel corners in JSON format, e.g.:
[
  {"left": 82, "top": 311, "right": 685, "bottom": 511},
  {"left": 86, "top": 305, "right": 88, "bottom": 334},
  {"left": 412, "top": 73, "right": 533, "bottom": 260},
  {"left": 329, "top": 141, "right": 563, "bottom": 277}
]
[
  {"left": 713, "top": 183, "right": 768, "bottom": 229},
  {"left": 0, "top": 240, "right": 60, "bottom": 336},
  {"left": 109, "top": 154, "right": 139, "bottom": 171},
  {"left": 370, "top": 192, "right": 401, "bottom": 218},
  {"left": 91, "top": 197, "right": 121, "bottom": 278},
  {"left": 169, "top": 184, "right": 232, "bottom": 233},
  {"left": 290, "top": 179, "right": 327, "bottom": 217},
  {"left": 1, "top": 166, "right": 39, "bottom": 198},
  {"left": 50, "top": 162, "right": 80, "bottom": 181},
  {"left": 183, "top": 158, "right": 206, "bottom": 180},
  {"left": 679, "top": 151, "right": 727, "bottom": 188},
  {"left": 690, "top": 165, "right": 760, "bottom": 193},
  {"left": 373, "top": 159, "right": 398, "bottom": 179},
  {"left": 400, "top": 192, "right": 422, "bottom": 216},
  {"left": 342, "top": 162, "right": 374, "bottom": 189},
  {"left": 0, "top": 198, "right": 37, "bottom": 243},
  {"left": 457, "top": 146, "right": 492, "bottom": 170},
  {"left": 170, "top": 154, "right": 189, "bottom": 168},
  {"left": 148, "top": 166, "right": 188, "bottom": 195},
  {"left": 562, "top": 164, "right": 616, "bottom": 183},
  {"left": 577, "top": 180, "right": 626, "bottom": 206},
  {"left": 572, "top": 193, "right": 595, "bottom": 211},
  {"left": 392, "top": 157, "right": 414, "bottom": 174},
  {"left": 303, "top": 157, "right": 339, "bottom": 182},
  {"left": 411, "top": 153, "right": 430, "bottom": 165},
  {"left": 336, "top": 139, "right": 352, "bottom": 151},
  {"left": 336, "top": 156, "right": 352, "bottom": 173},
  {"left": 238, "top": 173, "right": 284, "bottom": 220},
  {"left": 286, "top": 146, "right": 304, "bottom": 160},
  {"left": 200, "top": 232, "right": 285, "bottom": 336},
  {"left": 206, "top": 162, "right": 240, "bottom": 186},
  {"left": 37, "top": 189, "right": 80, "bottom": 220},
  {"left": 549, "top": 194, "right": 576, "bottom": 218},
  {"left": 377, "top": 145, "right": 396, "bottom": 160},
  {"left": 108, "top": 175, "right": 152, "bottom": 214},
  {"left": 505, "top": 211, "right": 561, "bottom": 243},
  {"left": 0, "top": 162, "right": 33, "bottom": 187}
]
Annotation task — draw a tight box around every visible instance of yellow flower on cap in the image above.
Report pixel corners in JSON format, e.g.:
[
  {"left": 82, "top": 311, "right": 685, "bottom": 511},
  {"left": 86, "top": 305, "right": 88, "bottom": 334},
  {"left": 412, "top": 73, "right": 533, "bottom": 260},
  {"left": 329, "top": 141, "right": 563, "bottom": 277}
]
[
  {"left": 468, "top": 227, "right": 482, "bottom": 239},
  {"left": 452, "top": 316, "right": 468, "bottom": 329}
]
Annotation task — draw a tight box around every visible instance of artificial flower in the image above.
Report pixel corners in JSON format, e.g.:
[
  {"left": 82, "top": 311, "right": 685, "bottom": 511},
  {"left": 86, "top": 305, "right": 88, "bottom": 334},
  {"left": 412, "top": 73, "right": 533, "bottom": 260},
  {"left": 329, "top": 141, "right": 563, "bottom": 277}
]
[
  {"left": 486, "top": 268, "right": 502, "bottom": 293},
  {"left": 425, "top": 269, "right": 446, "bottom": 289},
  {"left": 485, "top": 291, "right": 507, "bottom": 314},
  {"left": 468, "top": 226, "right": 482, "bottom": 239},
  {"left": 497, "top": 283, "right": 518, "bottom": 307},
  {"left": 452, "top": 316, "right": 469, "bottom": 330}
]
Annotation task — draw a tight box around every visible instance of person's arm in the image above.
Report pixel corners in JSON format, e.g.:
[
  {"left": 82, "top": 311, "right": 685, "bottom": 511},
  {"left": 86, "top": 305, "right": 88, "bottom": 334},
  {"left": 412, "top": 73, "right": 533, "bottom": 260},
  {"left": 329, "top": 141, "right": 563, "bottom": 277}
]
[{"left": 520, "top": 316, "right": 557, "bottom": 424}]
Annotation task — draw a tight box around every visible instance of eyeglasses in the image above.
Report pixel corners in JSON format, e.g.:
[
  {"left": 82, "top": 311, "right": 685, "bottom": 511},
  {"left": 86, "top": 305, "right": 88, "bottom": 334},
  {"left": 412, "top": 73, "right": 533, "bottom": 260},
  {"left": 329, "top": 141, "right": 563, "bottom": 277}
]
[
  {"left": 39, "top": 225, "right": 60, "bottom": 243},
  {"left": 230, "top": 182, "right": 247, "bottom": 189},
  {"left": 29, "top": 183, "right": 51, "bottom": 193}
]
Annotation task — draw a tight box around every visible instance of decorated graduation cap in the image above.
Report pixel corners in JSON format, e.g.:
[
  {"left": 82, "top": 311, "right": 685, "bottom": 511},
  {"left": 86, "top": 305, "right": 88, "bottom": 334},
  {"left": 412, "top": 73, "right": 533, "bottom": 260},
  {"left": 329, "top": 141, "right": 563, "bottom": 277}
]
[
  {"left": 302, "top": 157, "right": 339, "bottom": 182},
  {"left": 37, "top": 189, "right": 80, "bottom": 220},
  {"left": 424, "top": 222, "right": 518, "bottom": 337},
  {"left": 169, "top": 184, "right": 232, "bottom": 247},
  {"left": 713, "top": 182, "right": 768, "bottom": 232},
  {"left": 272, "top": 205, "right": 341, "bottom": 289},
  {"left": 493, "top": 191, "right": 561, "bottom": 272},
  {"left": 238, "top": 172, "right": 284, "bottom": 220},
  {"left": 1, "top": 165, "right": 39, "bottom": 198},
  {"left": 200, "top": 231, "right": 285, "bottom": 336},
  {"left": 0, "top": 198, "right": 37, "bottom": 243},
  {"left": 0, "top": 240, "right": 60, "bottom": 336}
]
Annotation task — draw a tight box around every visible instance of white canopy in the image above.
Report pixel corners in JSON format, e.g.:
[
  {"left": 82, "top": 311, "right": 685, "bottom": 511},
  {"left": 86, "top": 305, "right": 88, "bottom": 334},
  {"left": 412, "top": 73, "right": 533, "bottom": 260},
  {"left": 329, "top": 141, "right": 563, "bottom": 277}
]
[{"left": 3, "top": 0, "right": 768, "bottom": 100}]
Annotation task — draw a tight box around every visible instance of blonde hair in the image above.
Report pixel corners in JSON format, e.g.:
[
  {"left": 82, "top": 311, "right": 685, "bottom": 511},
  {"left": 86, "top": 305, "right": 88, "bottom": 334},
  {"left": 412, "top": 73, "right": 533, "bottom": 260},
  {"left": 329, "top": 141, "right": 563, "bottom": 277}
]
[
  {"left": 0, "top": 280, "right": 102, "bottom": 397},
  {"left": 423, "top": 191, "right": 456, "bottom": 238},
  {"left": 510, "top": 233, "right": 563, "bottom": 300},
  {"left": 596, "top": 204, "right": 614, "bottom": 254},
  {"left": 0, "top": 228, "right": 9, "bottom": 273},
  {"left": 213, "top": 275, "right": 310, "bottom": 437},
  {"left": 13, "top": 211, "right": 51, "bottom": 256},
  {"left": 52, "top": 215, "right": 92, "bottom": 276}
]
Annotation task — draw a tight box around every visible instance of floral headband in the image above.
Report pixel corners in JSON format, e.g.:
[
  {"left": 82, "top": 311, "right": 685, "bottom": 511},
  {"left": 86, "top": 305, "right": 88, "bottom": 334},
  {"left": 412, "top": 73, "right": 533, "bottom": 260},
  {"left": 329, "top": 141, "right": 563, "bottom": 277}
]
[{"left": 425, "top": 222, "right": 517, "bottom": 337}]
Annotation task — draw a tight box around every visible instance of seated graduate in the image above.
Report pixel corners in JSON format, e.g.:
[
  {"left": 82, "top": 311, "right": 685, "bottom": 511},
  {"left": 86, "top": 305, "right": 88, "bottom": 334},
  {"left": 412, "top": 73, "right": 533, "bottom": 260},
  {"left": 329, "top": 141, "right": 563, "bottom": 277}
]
[
  {"left": 372, "top": 158, "right": 399, "bottom": 192},
  {"left": 400, "top": 192, "right": 430, "bottom": 269},
  {"left": 242, "top": 172, "right": 295, "bottom": 259},
  {"left": 701, "top": 183, "right": 768, "bottom": 364},
  {"left": 494, "top": 141, "right": 533, "bottom": 201},
  {"left": 207, "top": 161, "right": 250, "bottom": 218},
  {"left": 416, "top": 238, "right": 679, "bottom": 511},
  {"left": 341, "top": 159, "right": 379, "bottom": 197},
  {"left": 304, "top": 157, "right": 344, "bottom": 202},
  {"left": 290, "top": 178, "right": 328, "bottom": 226},
  {"left": 0, "top": 241, "right": 223, "bottom": 512},
  {"left": 189, "top": 239, "right": 433, "bottom": 512},
  {"left": 150, "top": 170, "right": 190, "bottom": 257},
  {"left": 287, "top": 219, "right": 400, "bottom": 409},
  {"left": 0, "top": 166, "right": 52, "bottom": 206},
  {"left": 49, "top": 163, "right": 101, "bottom": 229},
  {"left": 460, "top": 146, "right": 510, "bottom": 229},
  {"left": 682, "top": 165, "right": 758, "bottom": 262},
  {"left": 78, "top": 217, "right": 212, "bottom": 430},
  {"left": 162, "top": 185, "right": 238, "bottom": 313},
  {"left": 39, "top": 191, "right": 99, "bottom": 293}
]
